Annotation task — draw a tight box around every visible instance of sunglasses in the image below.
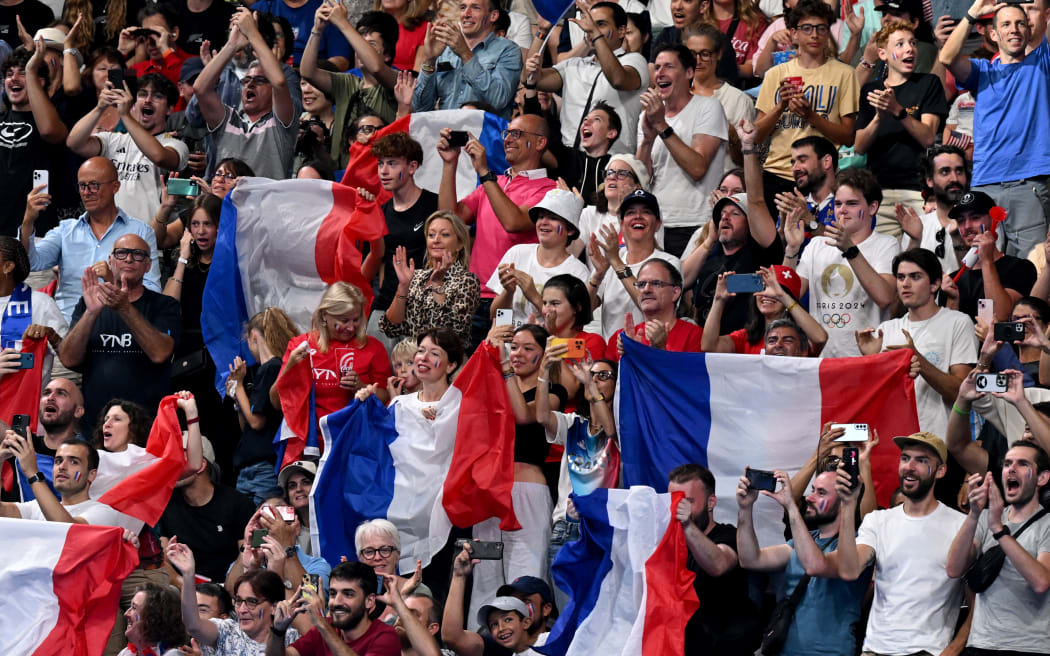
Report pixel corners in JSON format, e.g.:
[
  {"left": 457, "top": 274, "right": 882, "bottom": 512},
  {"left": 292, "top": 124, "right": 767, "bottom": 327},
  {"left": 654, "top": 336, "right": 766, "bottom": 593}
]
[
  {"left": 935, "top": 226, "right": 946, "bottom": 259},
  {"left": 591, "top": 370, "right": 615, "bottom": 381}
]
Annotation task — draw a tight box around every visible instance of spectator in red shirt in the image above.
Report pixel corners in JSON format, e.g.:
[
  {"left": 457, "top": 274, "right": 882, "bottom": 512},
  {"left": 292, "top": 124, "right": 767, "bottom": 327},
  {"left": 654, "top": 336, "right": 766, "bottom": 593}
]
[
  {"left": 120, "top": 3, "right": 192, "bottom": 108},
  {"left": 607, "top": 258, "right": 702, "bottom": 360}
]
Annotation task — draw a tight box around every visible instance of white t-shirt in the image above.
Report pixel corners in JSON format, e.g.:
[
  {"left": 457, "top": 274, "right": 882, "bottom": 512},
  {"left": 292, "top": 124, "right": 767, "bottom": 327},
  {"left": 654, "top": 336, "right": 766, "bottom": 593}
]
[
  {"left": 877, "top": 308, "right": 977, "bottom": 437},
  {"left": 98, "top": 131, "right": 190, "bottom": 223},
  {"left": 711, "top": 83, "right": 755, "bottom": 173},
  {"left": 856, "top": 503, "right": 967, "bottom": 655},
  {"left": 0, "top": 289, "right": 68, "bottom": 384},
  {"left": 505, "top": 11, "right": 533, "bottom": 50},
  {"left": 486, "top": 244, "right": 591, "bottom": 325},
  {"left": 918, "top": 210, "right": 960, "bottom": 274},
  {"left": 946, "top": 91, "right": 975, "bottom": 137},
  {"left": 797, "top": 231, "right": 901, "bottom": 357},
  {"left": 202, "top": 617, "right": 299, "bottom": 655},
  {"left": 637, "top": 94, "right": 727, "bottom": 229},
  {"left": 15, "top": 497, "right": 144, "bottom": 533},
  {"left": 553, "top": 49, "right": 649, "bottom": 156},
  {"left": 596, "top": 246, "right": 681, "bottom": 339}
]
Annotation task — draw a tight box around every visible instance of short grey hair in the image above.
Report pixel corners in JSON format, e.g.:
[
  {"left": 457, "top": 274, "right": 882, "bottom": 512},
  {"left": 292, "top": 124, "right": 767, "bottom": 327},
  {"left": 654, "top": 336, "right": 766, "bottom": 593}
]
[
  {"left": 764, "top": 318, "right": 808, "bottom": 353},
  {"left": 354, "top": 518, "right": 401, "bottom": 554}
]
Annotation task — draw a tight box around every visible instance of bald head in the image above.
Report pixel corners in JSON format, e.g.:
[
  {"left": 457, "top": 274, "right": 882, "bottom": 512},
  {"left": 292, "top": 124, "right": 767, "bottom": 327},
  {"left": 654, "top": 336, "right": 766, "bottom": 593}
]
[
  {"left": 114, "top": 234, "right": 150, "bottom": 251},
  {"left": 517, "top": 114, "right": 549, "bottom": 140},
  {"left": 80, "top": 156, "right": 118, "bottom": 180},
  {"left": 78, "top": 157, "right": 120, "bottom": 216},
  {"left": 109, "top": 234, "right": 153, "bottom": 288},
  {"left": 40, "top": 378, "right": 85, "bottom": 433}
]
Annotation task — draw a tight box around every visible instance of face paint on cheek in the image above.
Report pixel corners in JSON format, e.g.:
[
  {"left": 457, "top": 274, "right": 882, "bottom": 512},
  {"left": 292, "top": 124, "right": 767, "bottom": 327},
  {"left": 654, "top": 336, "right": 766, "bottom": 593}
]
[
  {"left": 927, "top": 465, "right": 931, "bottom": 477},
  {"left": 526, "top": 140, "right": 531, "bottom": 149},
  {"left": 556, "top": 224, "right": 562, "bottom": 234},
  {"left": 258, "top": 609, "right": 263, "bottom": 620},
  {"left": 532, "top": 355, "right": 539, "bottom": 365},
  {"left": 818, "top": 498, "right": 827, "bottom": 513},
  {"left": 432, "top": 357, "right": 441, "bottom": 369},
  {"left": 74, "top": 471, "right": 80, "bottom": 481}
]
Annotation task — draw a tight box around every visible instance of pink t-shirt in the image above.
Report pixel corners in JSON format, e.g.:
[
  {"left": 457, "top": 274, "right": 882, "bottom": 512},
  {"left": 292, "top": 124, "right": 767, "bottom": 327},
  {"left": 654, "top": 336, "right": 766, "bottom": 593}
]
[{"left": 462, "top": 170, "right": 556, "bottom": 297}]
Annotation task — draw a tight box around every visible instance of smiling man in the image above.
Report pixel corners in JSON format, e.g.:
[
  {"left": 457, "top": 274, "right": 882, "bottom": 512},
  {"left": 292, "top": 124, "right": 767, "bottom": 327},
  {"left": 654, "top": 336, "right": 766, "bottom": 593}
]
[{"left": 67, "top": 72, "right": 188, "bottom": 224}]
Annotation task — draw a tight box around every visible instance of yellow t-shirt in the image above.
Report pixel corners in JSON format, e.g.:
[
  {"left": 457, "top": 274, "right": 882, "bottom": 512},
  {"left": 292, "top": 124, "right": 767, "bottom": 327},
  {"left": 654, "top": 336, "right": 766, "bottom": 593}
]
[{"left": 755, "top": 57, "right": 860, "bottom": 180}]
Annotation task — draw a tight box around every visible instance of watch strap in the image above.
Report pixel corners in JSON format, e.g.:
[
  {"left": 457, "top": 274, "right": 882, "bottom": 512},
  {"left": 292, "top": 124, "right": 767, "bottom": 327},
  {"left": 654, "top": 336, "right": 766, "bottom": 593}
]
[
  {"left": 28, "top": 471, "right": 47, "bottom": 485},
  {"left": 658, "top": 125, "right": 674, "bottom": 140},
  {"left": 895, "top": 107, "right": 908, "bottom": 121},
  {"left": 842, "top": 245, "right": 860, "bottom": 260},
  {"left": 616, "top": 266, "right": 633, "bottom": 280},
  {"left": 992, "top": 526, "right": 1011, "bottom": 541},
  {"left": 285, "top": 545, "right": 297, "bottom": 558},
  {"left": 479, "top": 171, "right": 498, "bottom": 184}
]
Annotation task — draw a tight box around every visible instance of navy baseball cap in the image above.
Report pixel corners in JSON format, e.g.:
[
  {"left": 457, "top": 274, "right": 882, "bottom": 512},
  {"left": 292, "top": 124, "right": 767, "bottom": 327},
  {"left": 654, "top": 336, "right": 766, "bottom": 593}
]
[
  {"left": 618, "top": 189, "right": 661, "bottom": 222},
  {"left": 496, "top": 576, "right": 554, "bottom": 604}
]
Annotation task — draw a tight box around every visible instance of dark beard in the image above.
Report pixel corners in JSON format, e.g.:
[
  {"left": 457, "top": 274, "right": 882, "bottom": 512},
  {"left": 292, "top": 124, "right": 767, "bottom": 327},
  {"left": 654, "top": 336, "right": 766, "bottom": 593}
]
[
  {"left": 691, "top": 507, "right": 710, "bottom": 532},
  {"left": 330, "top": 605, "right": 366, "bottom": 631},
  {"left": 40, "top": 409, "right": 74, "bottom": 433},
  {"left": 795, "top": 168, "right": 825, "bottom": 196},
  {"left": 803, "top": 502, "right": 837, "bottom": 529},
  {"left": 933, "top": 183, "right": 966, "bottom": 206},
  {"left": 901, "top": 474, "right": 936, "bottom": 501}
]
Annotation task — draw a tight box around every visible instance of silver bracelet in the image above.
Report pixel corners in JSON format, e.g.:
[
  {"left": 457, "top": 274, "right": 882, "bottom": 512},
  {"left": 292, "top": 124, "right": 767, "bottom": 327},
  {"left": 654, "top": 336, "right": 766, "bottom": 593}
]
[{"left": 537, "top": 377, "right": 549, "bottom": 384}]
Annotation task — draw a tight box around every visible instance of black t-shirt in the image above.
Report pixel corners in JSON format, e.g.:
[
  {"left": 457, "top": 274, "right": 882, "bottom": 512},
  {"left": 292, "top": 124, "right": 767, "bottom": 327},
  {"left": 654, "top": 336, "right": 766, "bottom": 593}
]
[
  {"left": 562, "top": 151, "right": 610, "bottom": 206},
  {"left": 233, "top": 357, "right": 283, "bottom": 468},
  {"left": 856, "top": 73, "right": 948, "bottom": 190},
  {"left": 693, "top": 234, "right": 785, "bottom": 334},
  {"left": 0, "top": 109, "right": 55, "bottom": 236},
  {"left": 157, "top": 484, "right": 257, "bottom": 581},
  {"left": 685, "top": 522, "right": 760, "bottom": 655},
  {"left": 0, "top": 0, "right": 53, "bottom": 49},
  {"left": 951, "top": 255, "right": 1037, "bottom": 319},
  {"left": 175, "top": 0, "right": 235, "bottom": 54},
  {"left": 374, "top": 189, "right": 438, "bottom": 312},
  {"left": 516, "top": 385, "right": 568, "bottom": 466},
  {"left": 69, "top": 289, "right": 182, "bottom": 432},
  {"left": 176, "top": 261, "right": 209, "bottom": 355}
]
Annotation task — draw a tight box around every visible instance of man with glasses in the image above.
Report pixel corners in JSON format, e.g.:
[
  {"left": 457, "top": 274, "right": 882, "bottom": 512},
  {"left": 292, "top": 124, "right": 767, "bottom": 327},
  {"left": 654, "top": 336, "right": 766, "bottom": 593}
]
[
  {"left": 755, "top": 0, "right": 860, "bottom": 208},
  {"left": 607, "top": 258, "right": 701, "bottom": 360},
  {"left": 523, "top": 1, "right": 646, "bottom": 156},
  {"left": 194, "top": 8, "right": 296, "bottom": 180},
  {"left": 901, "top": 145, "right": 970, "bottom": 275},
  {"left": 21, "top": 157, "right": 161, "bottom": 323},
  {"left": 437, "top": 114, "right": 556, "bottom": 348},
  {"left": 59, "top": 233, "right": 180, "bottom": 429}
]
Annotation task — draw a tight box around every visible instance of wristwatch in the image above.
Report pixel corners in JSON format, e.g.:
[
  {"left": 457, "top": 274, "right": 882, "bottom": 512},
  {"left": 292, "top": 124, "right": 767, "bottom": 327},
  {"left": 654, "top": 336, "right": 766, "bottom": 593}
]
[
  {"left": 27, "top": 471, "right": 46, "bottom": 485},
  {"left": 616, "top": 266, "right": 633, "bottom": 280},
  {"left": 479, "top": 171, "right": 498, "bottom": 185},
  {"left": 658, "top": 125, "right": 674, "bottom": 141},
  {"left": 841, "top": 245, "right": 860, "bottom": 260},
  {"left": 894, "top": 107, "right": 908, "bottom": 121},
  {"left": 992, "top": 526, "right": 1011, "bottom": 541},
  {"left": 285, "top": 545, "right": 297, "bottom": 558}
]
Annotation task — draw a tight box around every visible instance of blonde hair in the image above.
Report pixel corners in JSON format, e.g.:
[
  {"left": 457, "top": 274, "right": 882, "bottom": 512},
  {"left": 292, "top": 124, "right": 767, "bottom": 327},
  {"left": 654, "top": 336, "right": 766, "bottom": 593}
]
[
  {"left": 246, "top": 307, "right": 299, "bottom": 360},
  {"left": 391, "top": 337, "right": 417, "bottom": 363},
  {"left": 875, "top": 18, "right": 916, "bottom": 48},
  {"left": 701, "top": 0, "right": 766, "bottom": 39},
  {"left": 424, "top": 210, "right": 471, "bottom": 270},
  {"left": 63, "top": 0, "right": 128, "bottom": 45},
  {"left": 312, "top": 282, "right": 368, "bottom": 352}
]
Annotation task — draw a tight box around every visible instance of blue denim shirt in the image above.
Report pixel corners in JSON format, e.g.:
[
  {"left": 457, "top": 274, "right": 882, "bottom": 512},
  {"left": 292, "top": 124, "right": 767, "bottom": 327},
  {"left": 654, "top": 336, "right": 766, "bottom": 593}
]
[
  {"left": 412, "top": 32, "right": 522, "bottom": 118},
  {"left": 25, "top": 210, "right": 161, "bottom": 322}
]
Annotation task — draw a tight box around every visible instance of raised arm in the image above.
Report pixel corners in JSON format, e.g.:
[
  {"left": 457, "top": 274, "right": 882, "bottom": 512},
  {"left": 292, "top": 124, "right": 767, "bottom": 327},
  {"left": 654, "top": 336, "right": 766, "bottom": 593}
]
[
  {"left": 534, "top": 343, "right": 564, "bottom": 436},
  {"left": 463, "top": 134, "right": 533, "bottom": 233},
  {"left": 115, "top": 85, "right": 182, "bottom": 169},
  {"left": 572, "top": 0, "right": 640, "bottom": 90},
  {"left": 676, "top": 497, "right": 738, "bottom": 576},
  {"left": 701, "top": 273, "right": 740, "bottom": 353},
  {"left": 938, "top": 0, "right": 997, "bottom": 85},
  {"left": 166, "top": 538, "right": 221, "bottom": 647},
  {"left": 193, "top": 26, "right": 246, "bottom": 129},
  {"left": 435, "top": 130, "right": 473, "bottom": 221},
  {"left": 326, "top": 0, "right": 396, "bottom": 88},
  {"left": 734, "top": 473, "right": 792, "bottom": 571},
  {"left": 946, "top": 472, "right": 984, "bottom": 578},
  {"left": 66, "top": 93, "right": 108, "bottom": 158},
  {"left": 833, "top": 462, "right": 876, "bottom": 581},
  {"left": 25, "top": 39, "right": 67, "bottom": 144},
  {"left": 737, "top": 120, "right": 777, "bottom": 247},
  {"left": 441, "top": 545, "right": 485, "bottom": 656},
  {"left": 5, "top": 432, "right": 78, "bottom": 523},
  {"left": 234, "top": 9, "right": 293, "bottom": 125}
]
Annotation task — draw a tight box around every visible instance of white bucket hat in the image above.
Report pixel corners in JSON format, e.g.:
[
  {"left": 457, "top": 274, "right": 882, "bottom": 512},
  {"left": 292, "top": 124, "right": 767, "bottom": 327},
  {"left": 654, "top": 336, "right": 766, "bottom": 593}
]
[{"left": 529, "top": 188, "right": 584, "bottom": 238}]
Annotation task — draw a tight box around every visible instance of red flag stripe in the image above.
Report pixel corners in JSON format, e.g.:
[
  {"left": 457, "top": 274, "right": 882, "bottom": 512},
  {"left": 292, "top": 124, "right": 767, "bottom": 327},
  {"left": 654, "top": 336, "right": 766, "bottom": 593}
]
[{"left": 642, "top": 491, "right": 699, "bottom": 656}]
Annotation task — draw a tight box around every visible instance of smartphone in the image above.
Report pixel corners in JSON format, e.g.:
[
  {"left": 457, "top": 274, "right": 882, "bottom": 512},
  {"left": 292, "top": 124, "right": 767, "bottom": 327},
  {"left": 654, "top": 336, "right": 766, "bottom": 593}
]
[
  {"left": 725, "top": 273, "right": 764, "bottom": 294},
  {"left": 447, "top": 130, "right": 469, "bottom": 148},
  {"left": 301, "top": 573, "right": 318, "bottom": 599},
  {"left": 10, "top": 414, "right": 30, "bottom": 439},
  {"left": 32, "top": 169, "right": 48, "bottom": 195},
  {"left": 842, "top": 447, "right": 860, "bottom": 490},
  {"left": 276, "top": 505, "right": 295, "bottom": 522},
  {"left": 993, "top": 321, "right": 1025, "bottom": 342},
  {"left": 977, "top": 299, "right": 993, "bottom": 327},
  {"left": 454, "top": 538, "right": 504, "bottom": 560},
  {"left": 832, "top": 423, "right": 869, "bottom": 442},
  {"left": 975, "top": 372, "right": 1008, "bottom": 393},
  {"left": 745, "top": 466, "right": 777, "bottom": 492},
  {"left": 784, "top": 75, "right": 804, "bottom": 92},
  {"left": 166, "top": 178, "right": 200, "bottom": 197},
  {"left": 376, "top": 574, "right": 385, "bottom": 596},
  {"left": 250, "top": 528, "right": 268, "bottom": 548},
  {"left": 17, "top": 352, "right": 34, "bottom": 369},
  {"left": 495, "top": 308, "right": 514, "bottom": 326},
  {"left": 550, "top": 337, "right": 586, "bottom": 359},
  {"left": 107, "top": 68, "right": 125, "bottom": 89}
]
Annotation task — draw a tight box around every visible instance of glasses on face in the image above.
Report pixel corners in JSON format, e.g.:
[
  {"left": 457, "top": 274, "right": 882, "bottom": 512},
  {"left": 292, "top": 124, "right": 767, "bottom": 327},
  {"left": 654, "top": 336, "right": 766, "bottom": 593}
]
[
  {"left": 357, "top": 124, "right": 381, "bottom": 135},
  {"left": 232, "top": 596, "right": 263, "bottom": 609},
  {"left": 112, "top": 248, "right": 149, "bottom": 262},
  {"left": 591, "top": 370, "right": 615, "bottom": 381},
  {"left": 634, "top": 280, "right": 676, "bottom": 290},
  {"left": 796, "top": 23, "right": 830, "bottom": 35},
  {"left": 501, "top": 128, "right": 543, "bottom": 142},
  {"left": 213, "top": 170, "right": 237, "bottom": 181},
  {"left": 240, "top": 75, "right": 270, "bottom": 87},
  {"left": 77, "top": 180, "right": 116, "bottom": 193},
  {"left": 935, "top": 226, "right": 946, "bottom": 259},
  {"left": 359, "top": 545, "right": 397, "bottom": 559},
  {"left": 603, "top": 169, "right": 637, "bottom": 181},
  {"left": 691, "top": 49, "right": 715, "bottom": 61}
]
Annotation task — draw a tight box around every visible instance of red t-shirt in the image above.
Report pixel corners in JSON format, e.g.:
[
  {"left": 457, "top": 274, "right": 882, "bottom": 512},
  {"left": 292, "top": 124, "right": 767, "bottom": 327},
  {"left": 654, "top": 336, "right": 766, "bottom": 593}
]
[
  {"left": 393, "top": 20, "right": 429, "bottom": 71},
  {"left": 604, "top": 320, "right": 703, "bottom": 361},
  {"left": 718, "top": 16, "right": 768, "bottom": 66},
  {"left": 728, "top": 328, "right": 764, "bottom": 354},
  {"left": 289, "top": 617, "right": 400, "bottom": 656},
  {"left": 131, "top": 48, "right": 192, "bottom": 110},
  {"left": 284, "top": 333, "right": 393, "bottom": 420},
  {"left": 579, "top": 330, "right": 606, "bottom": 361}
]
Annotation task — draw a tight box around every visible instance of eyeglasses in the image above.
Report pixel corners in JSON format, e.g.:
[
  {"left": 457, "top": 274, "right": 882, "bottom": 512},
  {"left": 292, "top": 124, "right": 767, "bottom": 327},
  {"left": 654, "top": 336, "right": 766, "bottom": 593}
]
[
  {"left": 213, "top": 171, "right": 238, "bottom": 181},
  {"left": 691, "top": 49, "right": 715, "bottom": 61},
  {"left": 232, "top": 596, "right": 264, "bottom": 609},
  {"left": 77, "top": 180, "right": 116, "bottom": 193},
  {"left": 359, "top": 545, "right": 398, "bottom": 559},
  {"left": 795, "top": 23, "right": 830, "bottom": 34},
  {"left": 634, "top": 280, "right": 677, "bottom": 290},
  {"left": 501, "top": 128, "right": 544, "bottom": 142},
  {"left": 112, "top": 248, "right": 149, "bottom": 262},
  {"left": 356, "top": 124, "right": 381, "bottom": 135},
  {"left": 603, "top": 169, "right": 637, "bottom": 181},
  {"left": 935, "top": 226, "right": 946, "bottom": 259},
  {"left": 240, "top": 75, "right": 270, "bottom": 87},
  {"left": 591, "top": 370, "right": 615, "bottom": 381}
]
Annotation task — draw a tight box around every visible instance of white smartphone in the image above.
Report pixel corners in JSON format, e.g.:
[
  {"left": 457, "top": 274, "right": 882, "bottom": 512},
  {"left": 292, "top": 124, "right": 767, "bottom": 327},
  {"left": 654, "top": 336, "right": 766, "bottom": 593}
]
[
  {"left": 32, "top": 169, "right": 48, "bottom": 195},
  {"left": 832, "top": 423, "right": 870, "bottom": 442},
  {"left": 495, "top": 309, "right": 514, "bottom": 326},
  {"left": 977, "top": 299, "right": 993, "bottom": 327}
]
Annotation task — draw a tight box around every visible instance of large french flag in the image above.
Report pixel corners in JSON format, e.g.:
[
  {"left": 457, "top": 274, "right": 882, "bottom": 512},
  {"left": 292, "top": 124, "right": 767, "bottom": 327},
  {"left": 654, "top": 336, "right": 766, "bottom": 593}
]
[
  {"left": 309, "top": 343, "right": 520, "bottom": 570},
  {"left": 617, "top": 339, "right": 919, "bottom": 546},
  {"left": 0, "top": 518, "right": 139, "bottom": 656},
  {"left": 538, "top": 487, "right": 698, "bottom": 656}
]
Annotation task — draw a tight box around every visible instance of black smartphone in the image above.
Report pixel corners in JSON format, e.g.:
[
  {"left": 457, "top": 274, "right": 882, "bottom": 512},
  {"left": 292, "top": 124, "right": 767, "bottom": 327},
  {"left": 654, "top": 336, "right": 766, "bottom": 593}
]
[
  {"left": 447, "top": 130, "right": 469, "bottom": 148},
  {"left": 843, "top": 447, "right": 860, "bottom": 490},
  {"left": 107, "top": 68, "right": 125, "bottom": 89},
  {"left": 17, "top": 352, "right": 34, "bottom": 369},
  {"left": 993, "top": 321, "right": 1025, "bottom": 342},
  {"left": 10, "top": 414, "right": 30, "bottom": 439},
  {"left": 745, "top": 467, "right": 777, "bottom": 492},
  {"left": 725, "top": 273, "right": 765, "bottom": 294},
  {"left": 454, "top": 538, "right": 504, "bottom": 560},
  {"left": 376, "top": 574, "right": 385, "bottom": 596},
  {"left": 250, "top": 528, "right": 268, "bottom": 548}
]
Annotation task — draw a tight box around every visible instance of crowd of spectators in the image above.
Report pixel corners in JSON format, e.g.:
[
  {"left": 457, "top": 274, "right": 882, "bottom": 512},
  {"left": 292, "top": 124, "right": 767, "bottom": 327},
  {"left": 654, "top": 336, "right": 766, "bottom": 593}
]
[{"left": 2, "top": 0, "right": 1050, "bottom": 652}]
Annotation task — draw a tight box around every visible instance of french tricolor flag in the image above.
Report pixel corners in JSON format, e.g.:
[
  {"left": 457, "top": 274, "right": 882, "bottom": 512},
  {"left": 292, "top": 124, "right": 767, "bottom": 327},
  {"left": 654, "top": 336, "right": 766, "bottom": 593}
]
[
  {"left": 538, "top": 487, "right": 698, "bottom": 656},
  {"left": 617, "top": 339, "right": 919, "bottom": 546},
  {"left": 309, "top": 343, "right": 520, "bottom": 570},
  {"left": 0, "top": 519, "right": 139, "bottom": 656}
]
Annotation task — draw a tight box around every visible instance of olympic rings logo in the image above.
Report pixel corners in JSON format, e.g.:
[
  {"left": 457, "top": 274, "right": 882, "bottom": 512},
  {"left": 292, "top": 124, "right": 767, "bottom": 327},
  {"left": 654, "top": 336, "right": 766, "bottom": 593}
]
[{"left": 823, "top": 313, "right": 851, "bottom": 328}]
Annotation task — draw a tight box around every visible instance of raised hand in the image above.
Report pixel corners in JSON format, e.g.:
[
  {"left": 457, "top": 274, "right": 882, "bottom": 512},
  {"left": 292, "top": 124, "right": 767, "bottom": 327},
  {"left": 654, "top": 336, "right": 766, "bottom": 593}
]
[
  {"left": 854, "top": 327, "right": 884, "bottom": 355},
  {"left": 896, "top": 203, "right": 923, "bottom": 241},
  {"left": 394, "top": 70, "right": 417, "bottom": 107},
  {"left": 393, "top": 245, "right": 416, "bottom": 287}
]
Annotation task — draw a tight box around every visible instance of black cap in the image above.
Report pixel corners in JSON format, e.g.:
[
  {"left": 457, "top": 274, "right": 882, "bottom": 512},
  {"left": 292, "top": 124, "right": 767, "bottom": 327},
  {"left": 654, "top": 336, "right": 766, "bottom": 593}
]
[
  {"left": 948, "top": 191, "right": 997, "bottom": 219},
  {"left": 875, "top": 0, "right": 922, "bottom": 17},
  {"left": 618, "top": 189, "right": 661, "bottom": 222},
  {"left": 496, "top": 576, "right": 554, "bottom": 604}
]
